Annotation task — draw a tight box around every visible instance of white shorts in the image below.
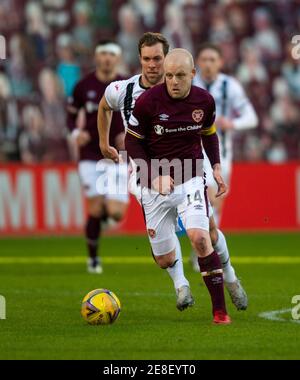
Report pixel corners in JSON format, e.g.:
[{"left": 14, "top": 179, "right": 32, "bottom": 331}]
[
  {"left": 128, "top": 158, "right": 142, "bottom": 203},
  {"left": 141, "top": 177, "right": 210, "bottom": 256},
  {"left": 78, "top": 160, "right": 129, "bottom": 203}
]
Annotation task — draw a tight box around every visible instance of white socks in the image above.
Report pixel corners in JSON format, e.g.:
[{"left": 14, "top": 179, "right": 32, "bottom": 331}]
[
  {"left": 213, "top": 211, "right": 220, "bottom": 228},
  {"left": 167, "top": 235, "right": 190, "bottom": 290},
  {"left": 165, "top": 230, "right": 236, "bottom": 287},
  {"left": 214, "top": 229, "right": 237, "bottom": 284}
]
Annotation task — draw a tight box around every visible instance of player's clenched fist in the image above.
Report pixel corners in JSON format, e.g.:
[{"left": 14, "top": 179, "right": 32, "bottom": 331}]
[
  {"left": 213, "top": 164, "right": 227, "bottom": 198},
  {"left": 100, "top": 144, "right": 120, "bottom": 163},
  {"left": 152, "top": 175, "right": 174, "bottom": 195}
]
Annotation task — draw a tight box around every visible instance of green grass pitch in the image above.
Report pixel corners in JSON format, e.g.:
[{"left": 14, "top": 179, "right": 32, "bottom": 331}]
[{"left": 0, "top": 233, "right": 299, "bottom": 360}]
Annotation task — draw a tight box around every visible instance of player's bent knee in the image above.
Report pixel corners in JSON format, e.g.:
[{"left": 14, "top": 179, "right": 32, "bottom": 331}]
[
  {"left": 193, "top": 236, "right": 208, "bottom": 254},
  {"left": 109, "top": 212, "right": 123, "bottom": 222},
  {"left": 154, "top": 251, "right": 176, "bottom": 269},
  {"left": 88, "top": 206, "right": 102, "bottom": 218},
  {"left": 189, "top": 232, "right": 211, "bottom": 256},
  {"left": 87, "top": 197, "right": 104, "bottom": 218},
  {"left": 106, "top": 202, "right": 128, "bottom": 222}
]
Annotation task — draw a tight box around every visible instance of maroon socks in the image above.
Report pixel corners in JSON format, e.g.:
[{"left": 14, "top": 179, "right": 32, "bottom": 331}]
[
  {"left": 198, "top": 251, "right": 227, "bottom": 314},
  {"left": 85, "top": 216, "right": 101, "bottom": 263}
]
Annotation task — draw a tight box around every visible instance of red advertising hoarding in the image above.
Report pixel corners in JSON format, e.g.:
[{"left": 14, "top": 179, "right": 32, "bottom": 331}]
[
  {"left": 0, "top": 163, "right": 299, "bottom": 236},
  {"left": 221, "top": 162, "right": 300, "bottom": 231}
]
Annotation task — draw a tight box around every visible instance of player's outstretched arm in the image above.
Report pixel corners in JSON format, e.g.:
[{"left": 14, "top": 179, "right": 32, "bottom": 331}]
[
  {"left": 97, "top": 95, "right": 119, "bottom": 162},
  {"left": 230, "top": 79, "right": 258, "bottom": 131}
]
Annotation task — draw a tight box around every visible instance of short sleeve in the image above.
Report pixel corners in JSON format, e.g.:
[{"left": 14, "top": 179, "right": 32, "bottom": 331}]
[
  {"left": 230, "top": 77, "right": 251, "bottom": 114},
  {"left": 200, "top": 94, "right": 217, "bottom": 136},
  {"left": 127, "top": 93, "right": 150, "bottom": 140},
  {"left": 104, "top": 80, "right": 123, "bottom": 111}
]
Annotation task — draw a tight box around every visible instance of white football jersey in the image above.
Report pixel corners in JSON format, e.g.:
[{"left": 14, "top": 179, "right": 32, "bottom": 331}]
[
  {"left": 105, "top": 74, "right": 149, "bottom": 200},
  {"left": 193, "top": 72, "right": 258, "bottom": 165},
  {"left": 105, "top": 74, "right": 148, "bottom": 130}
]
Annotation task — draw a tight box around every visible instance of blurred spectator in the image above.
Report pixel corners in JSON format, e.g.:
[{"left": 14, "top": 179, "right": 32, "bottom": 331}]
[
  {"left": 243, "top": 135, "right": 263, "bottom": 162},
  {"left": 272, "top": 76, "right": 290, "bottom": 99},
  {"left": 246, "top": 80, "right": 271, "bottom": 122},
  {"left": 19, "top": 105, "right": 48, "bottom": 164},
  {"left": 274, "top": 0, "right": 295, "bottom": 38},
  {"left": 6, "top": 34, "right": 33, "bottom": 98},
  {"left": 0, "top": 0, "right": 22, "bottom": 32},
  {"left": 38, "top": 68, "right": 71, "bottom": 162},
  {"left": 161, "top": 3, "right": 194, "bottom": 54},
  {"left": 0, "top": 73, "right": 19, "bottom": 161},
  {"left": 282, "top": 42, "right": 300, "bottom": 101},
  {"left": 266, "top": 140, "right": 288, "bottom": 163},
  {"left": 220, "top": 39, "right": 239, "bottom": 73},
  {"left": 25, "top": 1, "right": 50, "bottom": 62},
  {"left": 180, "top": 0, "right": 204, "bottom": 45},
  {"left": 72, "top": 1, "right": 94, "bottom": 56},
  {"left": 252, "top": 7, "right": 282, "bottom": 65},
  {"left": 92, "top": 0, "right": 114, "bottom": 30},
  {"left": 228, "top": 5, "right": 250, "bottom": 41},
  {"left": 237, "top": 39, "right": 269, "bottom": 85},
  {"left": 56, "top": 33, "right": 81, "bottom": 97},
  {"left": 296, "top": 9, "right": 300, "bottom": 35},
  {"left": 209, "top": 5, "right": 233, "bottom": 44},
  {"left": 0, "top": 0, "right": 299, "bottom": 162},
  {"left": 271, "top": 78, "right": 299, "bottom": 127},
  {"left": 117, "top": 4, "right": 141, "bottom": 71},
  {"left": 130, "top": 0, "right": 157, "bottom": 29},
  {"left": 270, "top": 77, "right": 300, "bottom": 160},
  {"left": 43, "top": 0, "right": 70, "bottom": 29}
]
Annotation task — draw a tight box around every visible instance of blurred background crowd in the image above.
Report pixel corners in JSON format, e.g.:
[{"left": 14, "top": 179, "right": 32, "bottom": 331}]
[{"left": 0, "top": 0, "right": 300, "bottom": 164}]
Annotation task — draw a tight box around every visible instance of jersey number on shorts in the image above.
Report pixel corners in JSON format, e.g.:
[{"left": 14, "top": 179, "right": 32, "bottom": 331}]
[{"left": 187, "top": 190, "right": 202, "bottom": 206}]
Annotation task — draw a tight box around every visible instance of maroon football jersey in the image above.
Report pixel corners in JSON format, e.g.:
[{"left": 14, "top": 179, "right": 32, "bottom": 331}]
[
  {"left": 67, "top": 72, "right": 125, "bottom": 161},
  {"left": 126, "top": 83, "right": 217, "bottom": 185}
]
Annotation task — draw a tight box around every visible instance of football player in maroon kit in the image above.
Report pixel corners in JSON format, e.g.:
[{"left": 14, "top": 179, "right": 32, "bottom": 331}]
[
  {"left": 125, "top": 49, "right": 231, "bottom": 324},
  {"left": 67, "top": 41, "right": 128, "bottom": 274}
]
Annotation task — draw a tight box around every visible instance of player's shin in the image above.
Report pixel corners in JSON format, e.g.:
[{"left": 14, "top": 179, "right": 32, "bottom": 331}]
[
  {"left": 166, "top": 235, "right": 190, "bottom": 290},
  {"left": 198, "top": 251, "right": 228, "bottom": 315},
  {"left": 214, "top": 229, "right": 237, "bottom": 284},
  {"left": 85, "top": 215, "right": 101, "bottom": 266}
]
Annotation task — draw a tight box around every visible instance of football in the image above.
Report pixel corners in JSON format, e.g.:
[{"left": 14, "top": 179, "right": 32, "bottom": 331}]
[{"left": 81, "top": 289, "right": 121, "bottom": 325}]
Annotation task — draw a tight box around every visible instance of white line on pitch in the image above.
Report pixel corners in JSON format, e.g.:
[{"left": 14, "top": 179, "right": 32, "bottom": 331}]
[
  {"left": 258, "top": 309, "right": 300, "bottom": 324},
  {"left": 0, "top": 256, "right": 300, "bottom": 264}
]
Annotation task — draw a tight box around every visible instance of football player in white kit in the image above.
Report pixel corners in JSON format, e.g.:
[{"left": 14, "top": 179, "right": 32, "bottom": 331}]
[
  {"left": 98, "top": 33, "right": 248, "bottom": 311},
  {"left": 194, "top": 43, "right": 258, "bottom": 224},
  {"left": 189, "top": 43, "right": 258, "bottom": 276}
]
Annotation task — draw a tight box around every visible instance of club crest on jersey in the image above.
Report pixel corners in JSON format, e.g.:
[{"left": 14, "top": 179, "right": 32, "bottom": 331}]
[
  {"left": 154, "top": 125, "right": 165, "bottom": 135},
  {"left": 192, "top": 109, "right": 204, "bottom": 123},
  {"left": 147, "top": 229, "right": 156, "bottom": 238}
]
